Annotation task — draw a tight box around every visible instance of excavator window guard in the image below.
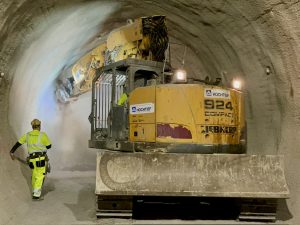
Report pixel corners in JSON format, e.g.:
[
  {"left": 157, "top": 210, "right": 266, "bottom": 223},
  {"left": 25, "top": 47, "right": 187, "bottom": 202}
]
[
  {"left": 90, "top": 59, "right": 166, "bottom": 141},
  {"left": 92, "top": 72, "right": 126, "bottom": 130}
]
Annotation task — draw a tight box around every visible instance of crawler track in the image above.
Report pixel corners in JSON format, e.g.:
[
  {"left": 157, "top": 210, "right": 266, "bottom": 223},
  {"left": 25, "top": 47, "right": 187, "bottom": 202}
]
[{"left": 96, "top": 195, "right": 281, "bottom": 223}]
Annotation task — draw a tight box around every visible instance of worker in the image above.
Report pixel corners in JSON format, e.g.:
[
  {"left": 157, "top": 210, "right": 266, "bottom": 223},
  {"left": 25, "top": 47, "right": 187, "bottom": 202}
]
[
  {"left": 117, "top": 85, "right": 128, "bottom": 106},
  {"left": 9, "top": 119, "right": 52, "bottom": 200},
  {"left": 117, "top": 92, "right": 128, "bottom": 106}
]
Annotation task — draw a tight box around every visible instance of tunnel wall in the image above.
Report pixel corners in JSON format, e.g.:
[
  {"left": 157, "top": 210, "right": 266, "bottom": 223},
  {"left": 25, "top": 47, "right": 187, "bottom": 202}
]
[{"left": 0, "top": 0, "right": 299, "bottom": 224}]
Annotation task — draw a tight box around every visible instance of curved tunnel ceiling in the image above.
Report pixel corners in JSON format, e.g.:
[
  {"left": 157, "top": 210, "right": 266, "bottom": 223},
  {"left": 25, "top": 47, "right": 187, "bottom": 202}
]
[{"left": 0, "top": 0, "right": 299, "bottom": 224}]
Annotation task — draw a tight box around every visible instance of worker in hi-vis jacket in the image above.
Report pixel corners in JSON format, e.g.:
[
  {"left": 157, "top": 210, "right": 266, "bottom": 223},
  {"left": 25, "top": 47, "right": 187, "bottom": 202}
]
[{"left": 10, "top": 119, "right": 52, "bottom": 200}]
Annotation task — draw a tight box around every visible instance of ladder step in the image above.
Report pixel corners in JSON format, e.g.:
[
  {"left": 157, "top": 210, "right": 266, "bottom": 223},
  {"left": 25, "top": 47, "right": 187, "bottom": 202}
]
[
  {"left": 239, "top": 215, "right": 276, "bottom": 222},
  {"left": 96, "top": 210, "right": 132, "bottom": 218}
]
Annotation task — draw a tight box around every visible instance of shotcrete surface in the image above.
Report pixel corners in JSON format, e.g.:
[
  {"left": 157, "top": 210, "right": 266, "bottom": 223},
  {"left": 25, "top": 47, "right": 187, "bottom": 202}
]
[{"left": 0, "top": 0, "right": 299, "bottom": 224}]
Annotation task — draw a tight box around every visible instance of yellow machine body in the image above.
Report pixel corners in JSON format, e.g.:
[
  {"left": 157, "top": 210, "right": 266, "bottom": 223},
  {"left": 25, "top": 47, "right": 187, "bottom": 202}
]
[
  {"left": 129, "top": 84, "right": 245, "bottom": 147},
  {"left": 90, "top": 59, "right": 289, "bottom": 220}
]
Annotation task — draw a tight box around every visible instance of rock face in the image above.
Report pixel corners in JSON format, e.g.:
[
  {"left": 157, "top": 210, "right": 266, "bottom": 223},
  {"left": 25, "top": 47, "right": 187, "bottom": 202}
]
[{"left": 0, "top": 0, "right": 299, "bottom": 224}]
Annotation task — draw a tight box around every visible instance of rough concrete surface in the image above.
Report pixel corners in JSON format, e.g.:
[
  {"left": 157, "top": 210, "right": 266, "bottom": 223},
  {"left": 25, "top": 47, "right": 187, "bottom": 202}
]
[{"left": 0, "top": 0, "right": 299, "bottom": 224}]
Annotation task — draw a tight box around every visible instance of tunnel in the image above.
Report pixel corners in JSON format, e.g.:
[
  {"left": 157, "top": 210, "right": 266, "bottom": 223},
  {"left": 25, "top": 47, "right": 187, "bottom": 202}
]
[{"left": 0, "top": 0, "right": 299, "bottom": 224}]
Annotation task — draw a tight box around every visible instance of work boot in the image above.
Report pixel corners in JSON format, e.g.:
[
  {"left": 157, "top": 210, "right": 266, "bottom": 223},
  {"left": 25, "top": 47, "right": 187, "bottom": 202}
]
[
  {"left": 32, "top": 196, "right": 40, "bottom": 200},
  {"left": 32, "top": 196, "right": 44, "bottom": 201}
]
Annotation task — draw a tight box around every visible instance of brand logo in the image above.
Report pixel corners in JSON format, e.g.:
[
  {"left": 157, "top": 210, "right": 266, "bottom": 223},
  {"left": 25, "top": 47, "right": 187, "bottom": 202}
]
[
  {"left": 130, "top": 103, "right": 155, "bottom": 114},
  {"left": 204, "top": 89, "right": 230, "bottom": 99},
  {"left": 206, "top": 89, "right": 212, "bottom": 96}
]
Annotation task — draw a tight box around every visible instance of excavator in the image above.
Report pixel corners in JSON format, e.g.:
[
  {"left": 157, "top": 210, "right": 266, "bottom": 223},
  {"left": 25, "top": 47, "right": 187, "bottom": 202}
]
[{"left": 64, "top": 16, "right": 289, "bottom": 222}]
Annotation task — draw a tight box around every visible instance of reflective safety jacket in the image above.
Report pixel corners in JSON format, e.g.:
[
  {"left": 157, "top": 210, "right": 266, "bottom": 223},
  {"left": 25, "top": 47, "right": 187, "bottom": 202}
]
[
  {"left": 18, "top": 130, "right": 51, "bottom": 154},
  {"left": 117, "top": 93, "right": 128, "bottom": 106}
]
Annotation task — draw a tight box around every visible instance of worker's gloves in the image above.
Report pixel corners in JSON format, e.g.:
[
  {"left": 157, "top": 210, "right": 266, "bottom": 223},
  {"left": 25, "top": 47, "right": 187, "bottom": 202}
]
[{"left": 10, "top": 152, "right": 15, "bottom": 160}]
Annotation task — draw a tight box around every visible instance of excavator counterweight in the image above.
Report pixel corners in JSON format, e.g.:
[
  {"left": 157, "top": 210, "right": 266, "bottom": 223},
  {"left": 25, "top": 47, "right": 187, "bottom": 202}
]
[
  {"left": 96, "top": 152, "right": 288, "bottom": 198},
  {"left": 95, "top": 152, "right": 288, "bottom": 221}
]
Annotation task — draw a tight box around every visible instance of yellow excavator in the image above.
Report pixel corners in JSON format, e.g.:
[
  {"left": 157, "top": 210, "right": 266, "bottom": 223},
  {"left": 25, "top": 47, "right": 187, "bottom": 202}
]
[{"left": 76, "top": 16, "right": 288, "bottom": 222}]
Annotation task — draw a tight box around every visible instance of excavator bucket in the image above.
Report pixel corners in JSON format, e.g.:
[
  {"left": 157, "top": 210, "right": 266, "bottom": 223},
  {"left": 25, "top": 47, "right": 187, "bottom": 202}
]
[{"left": 95, "top": 152, "right": 289, "bottom": 219}]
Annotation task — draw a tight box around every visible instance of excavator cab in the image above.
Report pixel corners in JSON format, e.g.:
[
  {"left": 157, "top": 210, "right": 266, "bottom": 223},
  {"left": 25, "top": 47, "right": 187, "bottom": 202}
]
[{"left": 89, "top": 58, "right": 166, "bottom": 150}]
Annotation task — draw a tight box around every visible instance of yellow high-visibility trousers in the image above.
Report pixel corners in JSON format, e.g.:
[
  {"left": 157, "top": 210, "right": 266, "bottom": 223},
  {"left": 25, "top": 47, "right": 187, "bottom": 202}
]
[{"left": 29, "top": 156, "right": 46, "bottom": 198}]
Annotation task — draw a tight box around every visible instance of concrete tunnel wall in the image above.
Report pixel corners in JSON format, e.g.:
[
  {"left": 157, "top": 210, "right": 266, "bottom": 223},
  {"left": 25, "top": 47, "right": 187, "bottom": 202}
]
[{"left": 0, "top": 0, "right": 299, "bottom": 224}]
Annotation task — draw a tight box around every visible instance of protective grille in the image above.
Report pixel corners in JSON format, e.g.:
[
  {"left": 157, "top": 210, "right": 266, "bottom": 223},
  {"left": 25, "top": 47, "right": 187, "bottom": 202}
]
[{"left": 94, "top": 73, "right": 126, "bottom": 129}]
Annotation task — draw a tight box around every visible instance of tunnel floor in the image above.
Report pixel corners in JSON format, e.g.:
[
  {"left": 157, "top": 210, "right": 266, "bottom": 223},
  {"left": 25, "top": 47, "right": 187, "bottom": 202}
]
[
  {"left": 5, "top": 169, "right": 289, "bottom": 225},
  {"left": 6, "top": 171, "right": 97, "bottom": 225}
]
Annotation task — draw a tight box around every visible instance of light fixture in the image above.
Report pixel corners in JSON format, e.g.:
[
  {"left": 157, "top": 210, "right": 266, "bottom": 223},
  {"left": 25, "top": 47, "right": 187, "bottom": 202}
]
[
  {"left": 232, "top": 79, "right": 242, "bottom": 90},
  {"left": 265, "top": 66, "right": 271, "bottom": 75},
  {"left": 174, "top": 69, "right": 187, "bottom": 83}
]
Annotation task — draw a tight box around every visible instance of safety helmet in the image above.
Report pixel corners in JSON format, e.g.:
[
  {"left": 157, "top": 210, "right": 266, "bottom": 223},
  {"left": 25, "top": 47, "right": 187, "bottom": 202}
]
[{"left": 31, "top": 119, "right": 41, "bottom": 126}]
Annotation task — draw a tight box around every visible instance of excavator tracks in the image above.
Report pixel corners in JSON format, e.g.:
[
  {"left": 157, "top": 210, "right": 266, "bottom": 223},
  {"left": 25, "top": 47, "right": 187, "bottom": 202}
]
[
  {"left": 238, "top": 199, "right": 277, "bottom": 222},
  {"left": 96, "top": 196, "right": 281, "bottom": 223}
]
